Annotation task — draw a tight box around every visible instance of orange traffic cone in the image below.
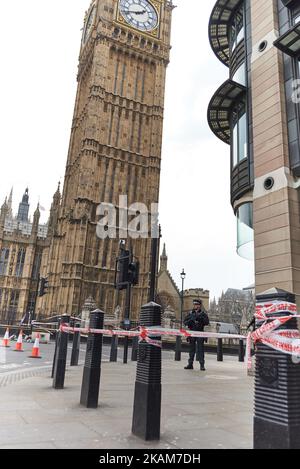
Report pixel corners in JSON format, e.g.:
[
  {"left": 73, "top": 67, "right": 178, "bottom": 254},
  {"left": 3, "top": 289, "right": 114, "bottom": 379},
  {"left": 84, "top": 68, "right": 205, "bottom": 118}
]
[
  {"left": 2, "top": 328, "right": 10, "bottom": 348},
  {"left": 29, "top": 333, "right": 42, "bottom": 359},
  {"left": 14, "top": 331, "right": 24, "bottom": 352}
]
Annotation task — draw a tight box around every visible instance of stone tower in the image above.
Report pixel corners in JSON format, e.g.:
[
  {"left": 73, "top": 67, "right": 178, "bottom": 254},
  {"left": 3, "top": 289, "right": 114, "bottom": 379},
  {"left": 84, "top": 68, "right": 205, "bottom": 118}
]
[
  {"left": 7, "top": 188, "right": 13, "bottom": 219},
  {"left": 159, "top": 243, "right": 168, "bottom": 272},
  {"left": 17, "top": 188, "right": 30, "bottom": 223},
  {"left": 40, "top": 0, "right": 174, "bottom": 319}
]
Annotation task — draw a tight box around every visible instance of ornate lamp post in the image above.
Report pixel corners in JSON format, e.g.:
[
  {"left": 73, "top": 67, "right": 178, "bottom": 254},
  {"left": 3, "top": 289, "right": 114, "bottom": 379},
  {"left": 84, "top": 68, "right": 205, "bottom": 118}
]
[{"left": 175, "top": 268, "right": 186, "bottom": 362}]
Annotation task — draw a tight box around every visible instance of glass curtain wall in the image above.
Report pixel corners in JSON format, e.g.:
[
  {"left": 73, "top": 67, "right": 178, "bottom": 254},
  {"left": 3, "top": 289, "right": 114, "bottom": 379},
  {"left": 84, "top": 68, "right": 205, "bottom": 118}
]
[{"left": 237, "top": 203, "right": 254, "bottom": 260}]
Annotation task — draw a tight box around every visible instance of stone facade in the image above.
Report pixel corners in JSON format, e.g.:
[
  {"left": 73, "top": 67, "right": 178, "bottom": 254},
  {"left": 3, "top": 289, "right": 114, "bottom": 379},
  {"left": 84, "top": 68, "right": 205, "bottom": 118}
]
[
  {"left": 183, "top": 289, "right": 210, "bottom": 314},
  {"left": 157, "top": 244, "right": 210, "bottom": 323},
  {"left": 0, "top": 189, "right": 49, "bottom": 324},
  {"left": 37, "top": 0, "right": 174, "bottom": 321},
  {"left": 251, "top": 0, "right": 300, "bottom": 303},
  {"left": 209, "top": 288, "right": 255, "bottom": 333}
]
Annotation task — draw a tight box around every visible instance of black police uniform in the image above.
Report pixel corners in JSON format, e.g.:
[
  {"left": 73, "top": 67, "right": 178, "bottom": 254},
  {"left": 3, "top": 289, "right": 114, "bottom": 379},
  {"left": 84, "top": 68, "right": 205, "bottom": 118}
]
[{"left": 184, "top": 308, "right": 209, "bottom": 369}]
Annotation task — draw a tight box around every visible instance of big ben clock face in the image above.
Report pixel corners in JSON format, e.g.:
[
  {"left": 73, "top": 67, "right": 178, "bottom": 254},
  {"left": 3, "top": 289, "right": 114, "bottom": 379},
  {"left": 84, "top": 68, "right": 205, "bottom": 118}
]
[{"left": 119, "top": 0, "right": 158, "bottom": 32}]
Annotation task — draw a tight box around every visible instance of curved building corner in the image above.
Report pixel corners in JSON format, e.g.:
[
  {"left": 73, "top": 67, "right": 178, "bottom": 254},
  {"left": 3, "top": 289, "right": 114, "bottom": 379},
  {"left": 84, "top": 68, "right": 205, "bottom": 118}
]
[{"left": 208, "top": 0, "right": 300, "bottom": 303}]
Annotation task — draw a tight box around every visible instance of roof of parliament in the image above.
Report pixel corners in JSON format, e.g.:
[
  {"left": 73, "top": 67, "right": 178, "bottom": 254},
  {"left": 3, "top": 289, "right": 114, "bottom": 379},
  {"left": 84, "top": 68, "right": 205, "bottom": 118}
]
[{"left": 1, "top": 188, "right": 48, "bottom": 239}]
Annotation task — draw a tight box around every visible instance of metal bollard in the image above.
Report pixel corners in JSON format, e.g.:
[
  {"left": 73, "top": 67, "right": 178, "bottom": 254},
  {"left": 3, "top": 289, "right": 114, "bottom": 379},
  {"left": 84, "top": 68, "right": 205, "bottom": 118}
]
[
  {"left": 68, "top": 319, "right": 74, "bottom": 342},
  {"left": 70, "top": 323, "right": 81, "bottom": 367},
  {"left": 238, "top": 339, "right": 245, "bottom": 363},
  {"left": 52, "top": 315, "right": 70, "bottom": 389},
  {"left": 80, "top": 309, "right": 104, "bottom": 408},
  {"left": 132, "top": 302, "right": 162, "bottom": 441},
  {"left": 51, "top": 319, "right": 61, "bottom": 379},
  {"left": 217, "top": 338, "right": 223, "bottom": 362},
  {"left": 254, "top": 288, "right": 300, "bottom": 449},
  {"left": 131, "top": 336, "right": 138, "bottom": 362},
  {"left": 110, "top": 335, "right": 118, "bottom": 362},
  {"left": 175, "top": 336, "right": 182, "bottom": 361},
  {"left": 123, "top": 336, "right": 129, "bottom": 364}
]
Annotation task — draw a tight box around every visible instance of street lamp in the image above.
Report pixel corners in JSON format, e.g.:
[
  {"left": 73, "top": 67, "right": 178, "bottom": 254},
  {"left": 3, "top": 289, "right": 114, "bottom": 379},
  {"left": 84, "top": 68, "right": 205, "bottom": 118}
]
[{"left": 180, "top": 269, "right": 186, "bottom": 328}]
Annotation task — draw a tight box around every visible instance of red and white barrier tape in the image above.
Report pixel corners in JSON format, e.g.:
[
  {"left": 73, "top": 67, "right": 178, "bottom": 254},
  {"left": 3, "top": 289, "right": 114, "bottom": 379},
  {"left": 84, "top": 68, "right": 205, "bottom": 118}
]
[
  {"left": 60, "top": 300, "right": 300, "bottom": 362},
  {"left": 246, "top": 301, "right": 300, "bottom": 369},
  {"left": 60, "top": 324, "right": 245, "bottom": 350},
  {"left": 139, "top": 327, "right": 162, "bottom": 348},
  {"left": 255, "top": 302, "right": 297, "bottom": 318}
]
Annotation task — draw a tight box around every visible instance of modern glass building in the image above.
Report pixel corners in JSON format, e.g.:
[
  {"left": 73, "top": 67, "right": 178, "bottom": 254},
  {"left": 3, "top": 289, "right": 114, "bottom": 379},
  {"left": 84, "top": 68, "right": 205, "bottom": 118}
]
[
  {"left": 208, "top": 0, "right": 300, "bottom": 303},
  {"left": 208, "top": 0, "right": 254, "bottom": 260}
]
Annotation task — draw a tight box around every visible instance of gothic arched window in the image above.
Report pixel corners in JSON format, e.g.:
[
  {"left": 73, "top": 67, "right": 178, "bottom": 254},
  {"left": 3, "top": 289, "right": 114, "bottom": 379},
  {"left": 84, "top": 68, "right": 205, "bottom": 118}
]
[
  {"left": 15, "top": 248, "right": 26, "bottom": 278},
  {"left": 0, "top": 248, "right": 9, "bottom": 276}
]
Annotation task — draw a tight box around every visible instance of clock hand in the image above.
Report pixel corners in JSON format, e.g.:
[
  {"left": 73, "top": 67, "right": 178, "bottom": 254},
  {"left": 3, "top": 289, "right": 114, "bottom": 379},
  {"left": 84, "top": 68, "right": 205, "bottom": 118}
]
[
  {"left": 123, "top": 9, "right": 147, "bottom": 15},
  {"left": 130, "top": 10, "right": 147, "bottom": 15}
]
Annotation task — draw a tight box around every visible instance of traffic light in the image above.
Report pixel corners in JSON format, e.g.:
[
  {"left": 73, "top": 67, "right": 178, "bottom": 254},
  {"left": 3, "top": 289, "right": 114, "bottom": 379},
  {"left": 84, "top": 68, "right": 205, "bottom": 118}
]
[
  {"left": 128, "top": 261, "right": 139, "bottom": 286},
  {"left": 115, "top": 249, "right": 140, "bottom": 290},
  {"left": 39, "top": 277, "right": 49, "bottom": 297}
]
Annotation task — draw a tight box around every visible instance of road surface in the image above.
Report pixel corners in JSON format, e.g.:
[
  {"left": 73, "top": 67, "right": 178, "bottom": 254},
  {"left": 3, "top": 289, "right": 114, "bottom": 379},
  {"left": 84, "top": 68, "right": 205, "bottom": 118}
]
[{"left": 0, "top": 339, "right": 115, "bottom": 375}]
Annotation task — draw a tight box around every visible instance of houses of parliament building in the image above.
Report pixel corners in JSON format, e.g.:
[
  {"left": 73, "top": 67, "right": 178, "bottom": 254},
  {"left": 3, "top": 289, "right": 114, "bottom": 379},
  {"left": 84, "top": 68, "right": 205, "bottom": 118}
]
[
  {"left": 0, "top": 0, "right": 174, "bottom": 324},
  {"left": 0, "top": 187, "right": 58, "bottom": 323}
]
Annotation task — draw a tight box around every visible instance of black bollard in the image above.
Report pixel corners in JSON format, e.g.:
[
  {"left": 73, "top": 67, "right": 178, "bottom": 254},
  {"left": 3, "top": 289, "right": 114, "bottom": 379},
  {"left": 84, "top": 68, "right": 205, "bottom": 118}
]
[
  {"left": 110, "top": 334, "right": 118, "bottom": 362},
  {"left": 132, "top": 302, "right": 162, "bottom": 441},
  {"left": 217, "top": 338, "right": 223, "bottom": 362},
  {"left": 80, "top": 309, "right": 104, "bottom": 408},
  {"left": 175, "top": 336, "right": 182, "bottom": 361},
  {"left": 68, "top": 319, "right": 74, "bottom": 342},
  {"left": 51, "top": 334, "right": 58, "bottom": 379},
  {"left": 51, "top": 318, "right": 61, "bottom": 379},
  {"left": 70, "top": 323, "right": 81, "bottom": 367},
  {"left": 122, "top": 317, "right": 131, "bottom": 364},
  {"left": 123, "top": 336, "right": 129, "bottom": 364},
  {"left": 254, "top": 288, "right": 300, "bottom": 449},
  {"left": 238, "top": 339, "right": 245, "bottom": 363},
  {"left": 131, "top": 336, "right": 138, "bottom": 362},
  {"left": 52, "top": 315, "right": 70, "bottom": 389}
]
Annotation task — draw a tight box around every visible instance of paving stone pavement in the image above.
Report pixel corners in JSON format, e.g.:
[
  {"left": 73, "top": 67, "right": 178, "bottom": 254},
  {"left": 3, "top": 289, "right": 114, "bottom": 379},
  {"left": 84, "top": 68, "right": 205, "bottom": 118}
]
[
  {"left": 0, "top": 354, "right": 254, "bottom": 449},
  {"left": 0, "top": 366, "right": 52, "bottom": 388}
]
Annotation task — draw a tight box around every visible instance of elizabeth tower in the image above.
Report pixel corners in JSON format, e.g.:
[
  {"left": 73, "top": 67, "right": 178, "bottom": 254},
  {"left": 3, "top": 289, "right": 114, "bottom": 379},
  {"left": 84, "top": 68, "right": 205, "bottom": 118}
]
[{"left": 40, "top": 0, "right": 174, "bottom": 319}]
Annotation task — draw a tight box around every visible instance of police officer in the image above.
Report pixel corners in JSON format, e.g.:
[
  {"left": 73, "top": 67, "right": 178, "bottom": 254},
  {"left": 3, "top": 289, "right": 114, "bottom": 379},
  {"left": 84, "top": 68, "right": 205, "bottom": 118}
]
[{"left": 184, "top": 299, "right": 209, "bottom": 371}]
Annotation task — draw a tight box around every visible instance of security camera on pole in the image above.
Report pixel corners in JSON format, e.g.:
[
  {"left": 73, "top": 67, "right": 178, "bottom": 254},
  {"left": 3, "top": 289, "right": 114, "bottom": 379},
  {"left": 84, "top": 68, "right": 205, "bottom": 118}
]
[{"left": 114, "top": 241, "right": 140, "bottom": 364}]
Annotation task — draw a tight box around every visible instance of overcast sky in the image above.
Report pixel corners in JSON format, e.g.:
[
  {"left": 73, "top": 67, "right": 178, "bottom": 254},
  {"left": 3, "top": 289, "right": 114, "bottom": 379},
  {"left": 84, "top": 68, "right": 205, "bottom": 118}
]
[{"left": 0, "top": 0, "right": 254, "bottom": 299}]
